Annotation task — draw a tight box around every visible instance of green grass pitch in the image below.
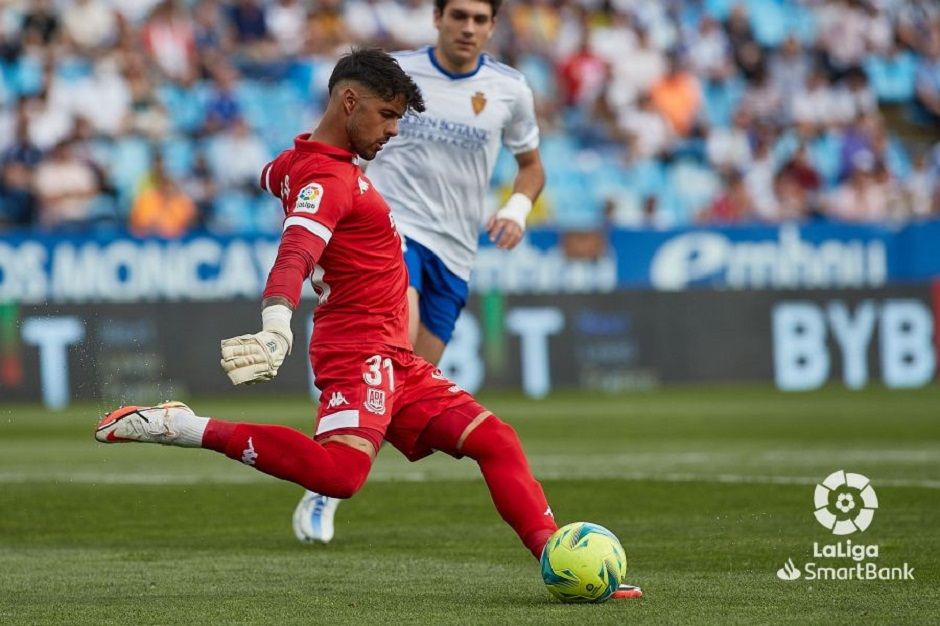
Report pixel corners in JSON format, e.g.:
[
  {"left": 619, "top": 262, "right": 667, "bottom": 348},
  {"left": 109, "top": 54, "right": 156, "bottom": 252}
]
[{"left": 1, "top": 386, "right": 938, "bottom": 624}]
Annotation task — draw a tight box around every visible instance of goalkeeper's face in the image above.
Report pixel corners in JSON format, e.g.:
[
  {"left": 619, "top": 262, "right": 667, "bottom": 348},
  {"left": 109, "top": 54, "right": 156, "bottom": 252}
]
[
  {"left": 435, "top": 0, "right": 495, "bottom": 69},
  {"left": 346, "top": 88, "right": 407, "bottom": 161}
]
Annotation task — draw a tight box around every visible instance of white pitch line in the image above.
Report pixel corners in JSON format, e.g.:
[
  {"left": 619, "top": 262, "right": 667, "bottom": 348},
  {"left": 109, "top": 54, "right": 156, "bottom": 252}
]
[
  {"left": 608, "top": 472, "right": 940, "bottom": 489},
  {"left": 0, "top": 471, "right": 938, "bottom": 489}
]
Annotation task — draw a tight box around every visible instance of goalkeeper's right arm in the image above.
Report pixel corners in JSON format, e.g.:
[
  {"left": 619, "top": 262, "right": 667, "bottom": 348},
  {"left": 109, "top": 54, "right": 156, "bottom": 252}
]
[
  {"left": 219, "top": 226, "right": 324, "bottom": 385},
  {"left": 219, "top": 303, "right": 294, "bottom": 385}
]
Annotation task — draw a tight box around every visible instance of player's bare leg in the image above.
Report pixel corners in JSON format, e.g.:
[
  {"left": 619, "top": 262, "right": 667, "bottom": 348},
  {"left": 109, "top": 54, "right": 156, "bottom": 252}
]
[
  {"left": 407, "top": 286, "right": 421, "bottom": 348},
  {"left": 407, "top": 286, "right": 448, "bottom": 364},
  {"left": 413, "top": 323, "right": 446, "bottom": 365}
]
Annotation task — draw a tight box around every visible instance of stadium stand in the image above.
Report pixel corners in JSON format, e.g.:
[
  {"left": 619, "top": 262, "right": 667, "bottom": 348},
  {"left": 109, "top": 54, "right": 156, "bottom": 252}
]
[{"left": 0, "top": 0, "right": 938, "bottom": 233}]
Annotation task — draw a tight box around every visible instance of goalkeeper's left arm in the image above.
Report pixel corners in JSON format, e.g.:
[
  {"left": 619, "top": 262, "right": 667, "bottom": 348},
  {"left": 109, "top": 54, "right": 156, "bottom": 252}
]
[{"left": 220, "top": 227, "right": 325, "bottom": 385}]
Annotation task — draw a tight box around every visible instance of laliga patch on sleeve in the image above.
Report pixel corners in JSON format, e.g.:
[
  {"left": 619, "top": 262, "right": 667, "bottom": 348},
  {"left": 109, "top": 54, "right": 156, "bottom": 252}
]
[{"left": 294, "top": 182, "right": 324, "bottom": 214}]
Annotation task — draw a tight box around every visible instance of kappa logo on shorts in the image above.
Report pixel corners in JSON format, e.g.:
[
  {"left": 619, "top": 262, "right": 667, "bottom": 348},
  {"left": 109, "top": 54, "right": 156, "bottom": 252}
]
[
  {"left": 364, "top": 388, "right": 386, "bottom": 415},
  {"left": 327, "top": 392, "right": 349, "bottom": 409},
  {"left": 295, "top": 182, "right": 323, "bottom": 213}
]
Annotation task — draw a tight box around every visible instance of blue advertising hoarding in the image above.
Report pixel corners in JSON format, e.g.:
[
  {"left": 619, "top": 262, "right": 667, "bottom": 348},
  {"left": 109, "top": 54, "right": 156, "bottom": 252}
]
[
  {"left": 473, "top": 220, "right": 940, "bottom": 293},
  {"left": 1, "top": 220, "right": 938, "bottom": 302}
]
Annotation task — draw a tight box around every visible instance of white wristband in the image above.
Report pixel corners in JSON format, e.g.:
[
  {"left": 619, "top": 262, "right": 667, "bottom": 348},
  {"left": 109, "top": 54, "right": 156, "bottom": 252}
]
[
  {"left": 495, "top": 193, "right": 533, "bottom": 230},
  {"left": 262, "top": 304, "right": 293, "bottom": 352}
]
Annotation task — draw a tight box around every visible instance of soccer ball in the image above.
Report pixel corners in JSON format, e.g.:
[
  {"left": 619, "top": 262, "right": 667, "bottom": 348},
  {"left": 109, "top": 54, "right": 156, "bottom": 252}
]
[{"left": 540, "top": 522, "right": 627, "bottom": 603}]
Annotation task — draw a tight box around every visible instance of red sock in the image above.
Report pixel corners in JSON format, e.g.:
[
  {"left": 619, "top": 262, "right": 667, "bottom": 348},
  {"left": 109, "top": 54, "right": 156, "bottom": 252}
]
[
  {"left": 457, "top": 416, "right": 558, "bottom": 559},
  {"left": 202, "top": 419, "right": 372, "bottom": 498}
]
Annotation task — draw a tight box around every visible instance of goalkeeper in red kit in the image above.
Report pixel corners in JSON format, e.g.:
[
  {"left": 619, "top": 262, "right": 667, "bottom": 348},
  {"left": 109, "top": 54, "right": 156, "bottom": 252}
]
[{"left": 94, "top": 48, "right": 559, "bottom": 563}]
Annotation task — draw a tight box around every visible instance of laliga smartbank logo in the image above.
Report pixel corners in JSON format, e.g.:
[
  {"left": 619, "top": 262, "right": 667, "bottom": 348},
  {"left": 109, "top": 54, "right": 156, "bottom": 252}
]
[
  {"left": 776, "top": 470, "right": 914, "bottom": 582},
  {"left": 813, "top": 470, "right": 877, "bottom": 535}
]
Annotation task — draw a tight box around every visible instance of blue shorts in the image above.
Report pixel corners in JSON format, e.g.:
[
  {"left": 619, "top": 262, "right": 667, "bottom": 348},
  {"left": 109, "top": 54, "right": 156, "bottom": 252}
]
[{"left": 403, "top": 237, "right": 469, "bottom": 344}]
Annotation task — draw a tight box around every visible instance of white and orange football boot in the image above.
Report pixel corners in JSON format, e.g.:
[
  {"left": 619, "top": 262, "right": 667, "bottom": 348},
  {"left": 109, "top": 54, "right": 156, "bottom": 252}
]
[
  {"left": 611, "top": 583, "right": 644, "bottom": 600},
  {"left": 94, "top": 401, "right": 195, "bottom": 446}
]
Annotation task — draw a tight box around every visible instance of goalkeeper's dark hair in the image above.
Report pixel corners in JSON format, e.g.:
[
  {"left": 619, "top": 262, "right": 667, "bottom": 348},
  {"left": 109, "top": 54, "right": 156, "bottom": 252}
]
[
  {"left": 328, "top": 47, "right": 425, "bottom": 114},
  {"left": 434, "top": 0, "right": 502, "bottom": 16}
]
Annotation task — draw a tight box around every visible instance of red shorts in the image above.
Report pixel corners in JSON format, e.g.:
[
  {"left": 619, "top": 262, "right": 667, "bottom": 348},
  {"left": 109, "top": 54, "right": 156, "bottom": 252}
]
[{"left": 310, "top": 344, "right": 478, "bottom": 461}]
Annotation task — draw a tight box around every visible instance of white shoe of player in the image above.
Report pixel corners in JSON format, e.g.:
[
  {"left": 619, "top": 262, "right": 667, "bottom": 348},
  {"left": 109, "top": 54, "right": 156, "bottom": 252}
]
[
  {"left": 293, "top": 491, "right": 340, "bottom": 544},
  {"left": 94, "top": 401, "right": 193, "bottom": 445}
]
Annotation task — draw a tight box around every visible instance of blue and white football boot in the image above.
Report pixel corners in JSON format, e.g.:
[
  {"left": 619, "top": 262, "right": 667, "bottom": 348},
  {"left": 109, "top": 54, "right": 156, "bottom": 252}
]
[{"left": 293, "top": 491, "right": 340, "bottom": 544}]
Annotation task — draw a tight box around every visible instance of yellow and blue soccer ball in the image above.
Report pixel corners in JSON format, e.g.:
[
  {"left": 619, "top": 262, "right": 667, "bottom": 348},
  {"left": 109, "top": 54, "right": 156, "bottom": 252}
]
[{"left": 540, "top": 522, "right": 627, "bottom": 603}]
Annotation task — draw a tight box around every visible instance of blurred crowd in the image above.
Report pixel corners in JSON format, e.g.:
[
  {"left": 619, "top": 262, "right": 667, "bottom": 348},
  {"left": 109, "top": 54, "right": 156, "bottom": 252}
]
[{"left": 0, "top": 0, "right": 939, "bottom": 236}]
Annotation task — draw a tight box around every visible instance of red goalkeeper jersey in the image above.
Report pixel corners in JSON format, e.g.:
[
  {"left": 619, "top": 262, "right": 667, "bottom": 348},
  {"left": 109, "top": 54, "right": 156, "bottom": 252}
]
[{"left": 260, "top": 134, "right": 410, "bottom": 350}]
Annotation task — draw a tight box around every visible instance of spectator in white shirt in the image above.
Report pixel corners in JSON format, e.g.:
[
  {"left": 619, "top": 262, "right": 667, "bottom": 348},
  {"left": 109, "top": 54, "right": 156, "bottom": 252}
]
[
  {"left": 62, "top": 0, "right": 118, "bottom": 50},
  {"left": 266, "top": 0, "right": 308, "bottom": 56},
  {"left": 71, "top": 54, "right": 131, "bottom": 137},
  {"left": 206, "top": 117, "right": 270, "bottom": 188},
  {"left": 791, "top": 69, "right": 847, "bottom": 133},
  {"left": 344, "top": 0, "right": 400, "bottom": 49},
  {"left": 387, "top": 0, "right": 437, "bottom": 49},
  {"left": 34, "top": 140, "right": 101, "bottom": 229},
  {"left": 605, "top": 26, "right": 665, "bottom": 110},
  {"left": 824, "top": 151, "right": 890, "bottom": 221},
  {"left": 688, "top": 16, "right": 734, "bottom": 82},
  {"left": 618, "top": 94, "right": 673, "bottom": 161},
  {"left": 769, "top": 36, "right": 811, "bottom": 122},
  {"left": 706, "top": 107, "right": 753, "bottom": 174}
]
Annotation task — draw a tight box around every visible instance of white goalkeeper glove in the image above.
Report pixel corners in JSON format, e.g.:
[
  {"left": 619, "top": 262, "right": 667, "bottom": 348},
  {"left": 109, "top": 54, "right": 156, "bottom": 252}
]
[{"left": 220, "top": 304, "right": 293, "bottom": 385}]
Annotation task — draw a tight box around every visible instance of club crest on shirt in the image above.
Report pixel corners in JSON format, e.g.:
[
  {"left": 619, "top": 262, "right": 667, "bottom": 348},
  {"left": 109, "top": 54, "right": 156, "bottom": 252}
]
[
  {"left": 364, "top": 388, "right": 386, "bottom": 415},
  {"left": 295, "top": 182, "right": 323, "bottom": 213},
  {"left": 471, "top": 91, "right": 487, "bottom": 115},
  {"left": 358, "top": 176, "right": 370, "bottom": 195}
]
